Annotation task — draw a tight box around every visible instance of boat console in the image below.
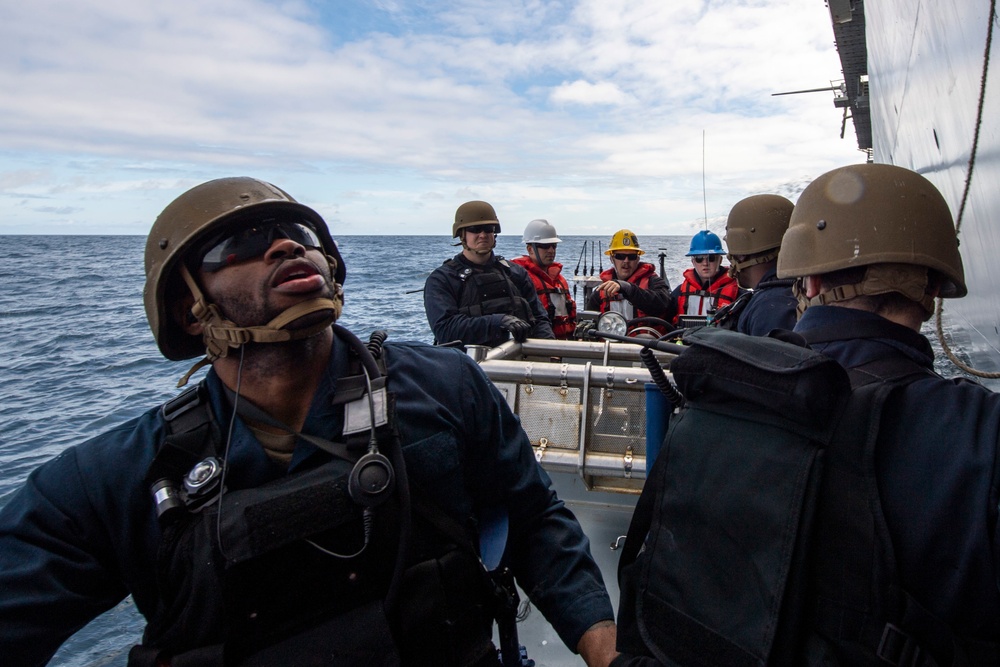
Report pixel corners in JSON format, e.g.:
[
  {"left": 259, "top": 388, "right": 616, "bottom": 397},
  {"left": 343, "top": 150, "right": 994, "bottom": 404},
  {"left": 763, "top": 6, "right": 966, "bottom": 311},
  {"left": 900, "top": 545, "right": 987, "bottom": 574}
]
[{"left": 473, "top": 337, "right": 679, "bottom": 495}]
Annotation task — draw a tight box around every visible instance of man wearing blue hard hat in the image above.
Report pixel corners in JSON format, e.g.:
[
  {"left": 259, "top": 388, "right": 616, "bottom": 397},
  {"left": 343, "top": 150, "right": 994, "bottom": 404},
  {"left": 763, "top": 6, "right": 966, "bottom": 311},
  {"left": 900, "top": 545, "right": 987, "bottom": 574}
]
[{"left": 665, "top": 230, "right": 744, "bottom": 327}]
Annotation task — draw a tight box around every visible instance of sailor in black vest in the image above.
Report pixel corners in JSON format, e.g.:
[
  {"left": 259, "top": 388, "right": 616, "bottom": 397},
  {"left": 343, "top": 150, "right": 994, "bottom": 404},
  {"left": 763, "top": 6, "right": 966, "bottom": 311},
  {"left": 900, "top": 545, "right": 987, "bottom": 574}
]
[
  {"left": 0, "top": 178, "right": 618, "bottom": 667},
  {"left": 424, "top": 200, "right": 554, "bottom": 347},
  {"left": 723, "top": 194, "right": 797, "bottom": 336}
]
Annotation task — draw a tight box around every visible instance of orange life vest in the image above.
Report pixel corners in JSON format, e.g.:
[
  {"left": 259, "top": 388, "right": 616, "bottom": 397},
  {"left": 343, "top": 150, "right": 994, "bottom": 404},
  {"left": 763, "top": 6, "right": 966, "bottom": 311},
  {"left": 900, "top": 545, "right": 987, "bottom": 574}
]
[
  {"left": 511, "top": 257, "right": 577, "bottom": 339},
  {"left": 673, "top": 267, "right": 740, "bottom": 324}
]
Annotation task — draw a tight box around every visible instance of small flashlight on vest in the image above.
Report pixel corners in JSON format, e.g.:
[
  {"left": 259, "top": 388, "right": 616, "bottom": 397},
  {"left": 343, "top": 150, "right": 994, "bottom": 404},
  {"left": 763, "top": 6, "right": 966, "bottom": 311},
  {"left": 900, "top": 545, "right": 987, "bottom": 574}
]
[{"left": 150, "top": 478, "right": 185, "bottom": 525}]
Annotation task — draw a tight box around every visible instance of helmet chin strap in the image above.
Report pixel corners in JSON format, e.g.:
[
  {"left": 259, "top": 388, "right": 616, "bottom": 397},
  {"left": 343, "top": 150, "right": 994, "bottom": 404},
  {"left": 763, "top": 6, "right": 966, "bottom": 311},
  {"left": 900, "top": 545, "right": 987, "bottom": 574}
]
[
  {"left": 176, "top": 263, "right": 343, "bottom": 387},
  {"left": 461, "top": 234, "right": 497, "bottom": 255},
  {"left": 727, "top": 249, "right": 777, "bottom": 279},
  {"left": 792, "top": 264, "right": 935, "bottom": 320},
  {"left": 531, "top": 245, "right": 549, "bottom": 267}
]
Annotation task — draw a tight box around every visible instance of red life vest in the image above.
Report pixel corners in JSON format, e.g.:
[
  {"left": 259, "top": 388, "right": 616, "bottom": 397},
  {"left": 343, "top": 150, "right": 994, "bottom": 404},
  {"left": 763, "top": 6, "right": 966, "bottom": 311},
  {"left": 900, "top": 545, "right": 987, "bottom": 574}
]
[
  {"left": 673, "top": 267, "right": 740, "bottom": 324},
  {"left": 511, "top": 256, "right": 578, "bottom": 339},
  {"left": 596, "top": 263, "right": 668, "bottom": 334}
]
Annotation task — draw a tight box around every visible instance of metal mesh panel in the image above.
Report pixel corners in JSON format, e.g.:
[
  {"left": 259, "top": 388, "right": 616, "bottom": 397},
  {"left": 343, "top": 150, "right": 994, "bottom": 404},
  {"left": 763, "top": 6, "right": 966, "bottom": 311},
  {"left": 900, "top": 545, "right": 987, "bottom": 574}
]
[
  {"left": 512, "top": 384, "right": 582, "bottom": 450},
  {"left": 587, "top": 387, "right": 647, "bottom": 457}
]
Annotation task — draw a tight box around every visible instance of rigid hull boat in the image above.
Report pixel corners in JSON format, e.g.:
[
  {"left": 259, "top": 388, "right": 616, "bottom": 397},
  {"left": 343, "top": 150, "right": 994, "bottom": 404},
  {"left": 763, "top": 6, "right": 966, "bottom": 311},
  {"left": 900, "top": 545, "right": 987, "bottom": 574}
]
[{"left": 479, "top": 1, "right": 1000, "bottom": 662}]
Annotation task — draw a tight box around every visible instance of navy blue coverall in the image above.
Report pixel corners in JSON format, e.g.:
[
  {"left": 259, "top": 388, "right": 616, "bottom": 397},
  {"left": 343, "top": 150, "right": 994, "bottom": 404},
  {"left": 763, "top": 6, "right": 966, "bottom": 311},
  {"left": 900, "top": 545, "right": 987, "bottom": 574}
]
[
  {"left": 794, "top": 306, "right": 1000, "bottom": 641},
  {"left": 736, "top": 269, "right": 797, "bottom": 337},
  {"left": 0, "top": 336, "right": 612, "bottom": 665}
]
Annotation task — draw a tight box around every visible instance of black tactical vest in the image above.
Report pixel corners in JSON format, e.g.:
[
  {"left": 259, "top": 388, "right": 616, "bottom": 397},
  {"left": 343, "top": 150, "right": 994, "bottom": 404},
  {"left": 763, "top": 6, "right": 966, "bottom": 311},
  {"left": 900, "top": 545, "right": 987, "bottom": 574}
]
[
  {"left": 131, "top": 331, "right": 499, "bottom": 667},
  {"left": 615, "top": 327, "right": 999, "bottom": 667},
  {"left": 447, "top": 258, "right": 533, "bottom": 322}
]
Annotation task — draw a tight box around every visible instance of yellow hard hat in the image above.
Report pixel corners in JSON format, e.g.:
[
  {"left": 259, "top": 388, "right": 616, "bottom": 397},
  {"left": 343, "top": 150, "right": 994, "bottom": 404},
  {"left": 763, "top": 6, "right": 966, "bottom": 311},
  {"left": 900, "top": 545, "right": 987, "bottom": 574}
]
[{"left": 605, "top": 229, "right": 645, "bottom": 255}]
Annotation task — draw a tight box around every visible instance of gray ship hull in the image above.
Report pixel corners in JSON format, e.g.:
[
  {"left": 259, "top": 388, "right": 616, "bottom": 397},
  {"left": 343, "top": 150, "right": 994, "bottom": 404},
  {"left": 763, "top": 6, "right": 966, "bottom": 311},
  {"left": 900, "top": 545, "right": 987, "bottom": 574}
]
[{"left": 840, "top": 0, "right": 1000, "bottom": 385}]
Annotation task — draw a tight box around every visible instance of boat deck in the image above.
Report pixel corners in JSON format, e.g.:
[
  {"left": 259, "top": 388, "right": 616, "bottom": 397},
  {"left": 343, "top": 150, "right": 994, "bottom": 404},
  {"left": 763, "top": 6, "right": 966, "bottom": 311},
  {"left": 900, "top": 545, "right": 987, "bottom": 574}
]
[
  {"left": 477, "top": 337, "right": 675, "bottom": 664},
  {"left": 496, "top": 474, "right": 637, "bottom": 665}
]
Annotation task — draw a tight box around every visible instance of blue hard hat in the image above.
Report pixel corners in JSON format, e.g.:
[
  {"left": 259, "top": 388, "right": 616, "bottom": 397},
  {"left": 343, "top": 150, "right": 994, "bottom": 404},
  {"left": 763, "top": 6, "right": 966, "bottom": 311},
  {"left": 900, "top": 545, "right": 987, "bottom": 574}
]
[{"left": 686, "top": 230, "right": 725, "bottom": 256}]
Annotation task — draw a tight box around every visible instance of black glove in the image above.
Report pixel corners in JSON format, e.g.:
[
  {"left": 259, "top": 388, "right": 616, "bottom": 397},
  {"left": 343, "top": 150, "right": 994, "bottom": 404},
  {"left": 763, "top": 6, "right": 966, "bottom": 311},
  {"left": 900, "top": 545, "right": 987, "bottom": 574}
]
[
  {"left": 574, "top": 319, "right": 596, "bottom": 339},
  {"left": 499, "top": 315, "right": 531, "bottom": 342}
]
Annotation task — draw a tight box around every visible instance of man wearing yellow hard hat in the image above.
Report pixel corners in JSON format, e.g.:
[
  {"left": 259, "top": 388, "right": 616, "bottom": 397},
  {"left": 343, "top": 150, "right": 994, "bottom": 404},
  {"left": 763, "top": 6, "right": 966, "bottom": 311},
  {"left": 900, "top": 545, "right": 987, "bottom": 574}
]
[{"left": 585, "top": 230, "right": 672, "bottom": 332}]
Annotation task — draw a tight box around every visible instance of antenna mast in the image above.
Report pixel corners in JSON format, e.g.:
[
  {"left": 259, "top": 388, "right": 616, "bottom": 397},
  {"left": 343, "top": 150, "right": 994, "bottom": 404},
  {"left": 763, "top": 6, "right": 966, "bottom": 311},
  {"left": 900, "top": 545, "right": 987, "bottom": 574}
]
[{"left": 702, "top": 130, "right": 708, "bottom": 230}]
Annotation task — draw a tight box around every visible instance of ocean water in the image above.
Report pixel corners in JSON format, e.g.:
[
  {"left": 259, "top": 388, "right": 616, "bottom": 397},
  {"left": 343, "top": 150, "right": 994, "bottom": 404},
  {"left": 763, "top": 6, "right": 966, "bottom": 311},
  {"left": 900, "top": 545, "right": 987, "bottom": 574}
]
[
  {"left": 0, "top": 233, "right": 691, "bottom": 666},
  {"left": 0, "top": 234, "right": 978, "bottom": 665}
]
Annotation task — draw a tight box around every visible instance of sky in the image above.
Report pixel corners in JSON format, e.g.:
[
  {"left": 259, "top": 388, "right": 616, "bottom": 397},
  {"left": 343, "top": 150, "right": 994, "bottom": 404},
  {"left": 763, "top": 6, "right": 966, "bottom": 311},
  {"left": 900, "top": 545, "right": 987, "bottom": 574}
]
[{"left": 1, "top": 0, "right": 866, "bottom": 236}]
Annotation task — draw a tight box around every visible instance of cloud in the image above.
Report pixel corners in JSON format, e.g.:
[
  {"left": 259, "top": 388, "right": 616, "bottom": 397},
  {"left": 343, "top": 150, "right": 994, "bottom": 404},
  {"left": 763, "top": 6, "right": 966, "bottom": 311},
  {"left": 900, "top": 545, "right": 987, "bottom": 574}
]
[
  {"left": 550, "top": 79, "right": 632, "bottom": 105},
  {"left": 0, "top": 0, "right": 863, "bottom": 235}
]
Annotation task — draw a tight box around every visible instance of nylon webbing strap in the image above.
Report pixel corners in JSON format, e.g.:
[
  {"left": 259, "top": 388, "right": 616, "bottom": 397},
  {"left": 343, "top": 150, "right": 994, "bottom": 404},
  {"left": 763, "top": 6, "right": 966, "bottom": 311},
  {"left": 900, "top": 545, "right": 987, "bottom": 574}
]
[
  {"left": 812, "top": 374, "right": 892, "bottom": 654},
  {"left": 814, "top": 355, "right": 947, "bottom": 666},
  {"left": 146, "top": 382, "right": 218, "bottom": 487},
  {"left": 616, "top": 448, "right": 661, "bottom": 581},
  {"left": 730, "top": 249, "right": 778, "bottom": 272},
  {"left": 221, "top": 385, "right": 358, "bottom": 463}
]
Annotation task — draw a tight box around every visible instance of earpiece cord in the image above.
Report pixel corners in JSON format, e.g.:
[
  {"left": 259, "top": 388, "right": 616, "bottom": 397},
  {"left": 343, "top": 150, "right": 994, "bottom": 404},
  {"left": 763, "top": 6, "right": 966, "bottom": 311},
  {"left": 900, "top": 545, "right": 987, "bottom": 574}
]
[
  {"left": 215, "top": 343, "right": 245, "bottom": 563},
  {"left": 306, "top": 530, "right": 369, "bottom": 560},
  {"left": 361, "top": 366, "right": 379, "bottom": 453},
  {"left": 306, "top": 365, "right": 380, "bottom": 559},
  {"left": 209, "top": 331, "right": 391, "bottom": 564},
  {"left": 213, "top": 328, "right": 390, "bottom": 562},
  {"left": 218, "top": 385, "right": 377, "bottom": 559}
]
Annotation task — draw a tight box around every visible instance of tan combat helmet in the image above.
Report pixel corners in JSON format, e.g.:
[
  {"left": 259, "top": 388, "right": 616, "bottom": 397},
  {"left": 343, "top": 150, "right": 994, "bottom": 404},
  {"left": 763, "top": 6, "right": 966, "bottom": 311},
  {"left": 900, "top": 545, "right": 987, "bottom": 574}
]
[
  {"left": 452, "top": 201, "right": 500, "bottom": 237},
  {"left": 778, "top": 164, "right": 966, "bottom": 310},
  {"left": 725, "top": 194, "right": 794, "bottom": 275},
  {"left": 144, "top": 177, "right": 346, "bottom": 362}
]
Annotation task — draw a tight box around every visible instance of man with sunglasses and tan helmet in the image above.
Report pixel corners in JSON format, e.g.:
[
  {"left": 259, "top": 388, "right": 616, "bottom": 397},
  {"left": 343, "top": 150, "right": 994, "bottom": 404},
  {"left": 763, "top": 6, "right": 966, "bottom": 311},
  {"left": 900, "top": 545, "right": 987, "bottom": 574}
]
[
  {"left": 424, "top": 201, "right": 554, "bottom": 348},
  {"left": 665, "top": 230, "right": 743, "bottom": 327},
  {"left": 0, "top": 179, "right": 618, "bottom": 667},
  {"left": 585, "top": 229, "right": 672, "bottom": 333}
]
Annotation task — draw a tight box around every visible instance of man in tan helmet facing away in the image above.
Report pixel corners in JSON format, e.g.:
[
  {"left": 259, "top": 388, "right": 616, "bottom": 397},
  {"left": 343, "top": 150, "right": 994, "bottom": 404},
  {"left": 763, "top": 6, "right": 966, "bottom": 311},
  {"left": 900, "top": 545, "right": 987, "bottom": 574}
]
[
  {"left": 0, "top": 179, "right": 619, "bottom": 667},
  {"left": 511, "top": 218, "right": 578, "bottom": 339},
  {"left": 424, "top": 200, "right": 554, "bottom": 347},
  {"left": 775, "top": 163, "right": 1000, "bottom": 662},
  {"left": 723, "top": 194, "right": 797, "bottom": 336}
]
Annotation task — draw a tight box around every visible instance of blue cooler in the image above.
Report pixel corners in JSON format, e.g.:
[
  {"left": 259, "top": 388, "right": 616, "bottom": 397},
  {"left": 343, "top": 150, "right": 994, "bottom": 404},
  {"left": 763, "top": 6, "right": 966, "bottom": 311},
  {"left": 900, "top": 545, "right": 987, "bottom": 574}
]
[{"left": 645, "top": 382, "right": 670, "bottom": 469}]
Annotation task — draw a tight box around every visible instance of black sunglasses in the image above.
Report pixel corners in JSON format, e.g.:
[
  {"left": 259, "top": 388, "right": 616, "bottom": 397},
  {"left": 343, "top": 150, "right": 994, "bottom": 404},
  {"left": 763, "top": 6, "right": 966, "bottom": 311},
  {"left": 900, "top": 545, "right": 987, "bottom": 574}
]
[
  {"left": 200, "top": 220, "right": 322, "bottom": 272},
  {"left": 465, "top": 224, "right": 499, "bottom": 235},
  {"left": 533, "top": 243, "right": 557, "bottom": 250},
  {"left": 693, "top": 255, "right": 721, "bottom": 264},
  {"left": 613, "top": 253, "right": 639, "bottom": 261}
]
